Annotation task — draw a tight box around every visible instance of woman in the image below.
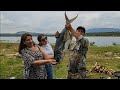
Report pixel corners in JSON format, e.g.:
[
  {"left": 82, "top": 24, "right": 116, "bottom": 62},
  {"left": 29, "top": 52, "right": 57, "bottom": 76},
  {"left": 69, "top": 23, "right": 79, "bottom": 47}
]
[
  {"left": 18, "top": 33, "right": 56, "bottom": 79},
  {"left": 37, "top": 34, "right": 54, "bottom": 79}
]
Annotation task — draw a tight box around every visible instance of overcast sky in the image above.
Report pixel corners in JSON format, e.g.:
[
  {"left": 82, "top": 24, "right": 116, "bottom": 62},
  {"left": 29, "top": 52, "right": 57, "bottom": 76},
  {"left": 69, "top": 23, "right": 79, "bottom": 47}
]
[{"left": 1, "top": 11, "right": 120, "bottom": 33}]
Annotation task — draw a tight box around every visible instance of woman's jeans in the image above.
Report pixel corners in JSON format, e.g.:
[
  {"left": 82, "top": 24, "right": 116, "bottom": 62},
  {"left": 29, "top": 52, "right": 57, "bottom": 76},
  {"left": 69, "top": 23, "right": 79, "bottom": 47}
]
[{"left": 45, "top": 64, "right": 53, "bottom": 79}]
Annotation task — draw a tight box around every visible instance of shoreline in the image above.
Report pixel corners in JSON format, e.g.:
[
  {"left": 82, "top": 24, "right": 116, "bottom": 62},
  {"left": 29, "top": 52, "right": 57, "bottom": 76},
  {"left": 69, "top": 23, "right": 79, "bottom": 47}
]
[{"left": 0, "top": 42, "right": 120, "bottom": 47}]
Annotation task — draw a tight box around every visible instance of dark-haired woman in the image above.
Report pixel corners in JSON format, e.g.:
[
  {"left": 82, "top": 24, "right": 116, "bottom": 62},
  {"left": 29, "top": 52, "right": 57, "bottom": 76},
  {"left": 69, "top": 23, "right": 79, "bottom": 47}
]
[
  {"left": 18, "top": 33, "right": 56, "bottom": 79},
  {"left": 37, "top": 34, "right": 54, "bottom": 79}
]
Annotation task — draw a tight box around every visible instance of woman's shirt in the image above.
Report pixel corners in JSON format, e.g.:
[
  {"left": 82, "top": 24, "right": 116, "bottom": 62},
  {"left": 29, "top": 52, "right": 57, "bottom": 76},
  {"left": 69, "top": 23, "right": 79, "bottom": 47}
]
[
  {"left": 21, "top": 45, "right": 47, "bottom": 79},
  {"left": 42, "top": 43, "right": 54, "bottom": 55}
]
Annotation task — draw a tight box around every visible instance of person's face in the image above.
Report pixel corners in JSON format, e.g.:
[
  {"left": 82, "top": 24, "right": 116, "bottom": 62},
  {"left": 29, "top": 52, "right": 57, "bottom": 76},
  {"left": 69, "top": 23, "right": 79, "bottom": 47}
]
[
  {"left": 76, "top": 29, "right": 84, "bottom": 35},
  {"left": 24, "top": 36, "right": 33, "bottom": 48},
  {"left": 41, "top": 36, "right": 48, "bottom": 45}
]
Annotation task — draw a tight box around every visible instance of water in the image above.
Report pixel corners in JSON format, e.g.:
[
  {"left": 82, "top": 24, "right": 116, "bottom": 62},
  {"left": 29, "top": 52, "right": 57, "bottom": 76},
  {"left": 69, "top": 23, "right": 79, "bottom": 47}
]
[
  {"left": 0, "top": 36, "right": 120, "bottom": 46},
  {"left": 85, "top": 36, "right": 120, "bottom": 46}
]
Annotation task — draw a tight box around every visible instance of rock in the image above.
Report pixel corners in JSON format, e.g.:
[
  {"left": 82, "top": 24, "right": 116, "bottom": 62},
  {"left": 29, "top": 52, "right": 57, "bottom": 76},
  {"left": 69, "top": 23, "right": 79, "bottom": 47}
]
[
  {"left": 5, "top": 53, "right": 21, "bottom": 58},
  {"left": 107, "top": 77, "right": 111, "bottom": 79},
  {"left": 10, "top": 77, "right": 15, "bottom": 79},
  {"left": 115, "top": 57, "right": 120, "bottom": 59},
  {"left": 105, "top": 52, "right": 113, "bottom": 57}
]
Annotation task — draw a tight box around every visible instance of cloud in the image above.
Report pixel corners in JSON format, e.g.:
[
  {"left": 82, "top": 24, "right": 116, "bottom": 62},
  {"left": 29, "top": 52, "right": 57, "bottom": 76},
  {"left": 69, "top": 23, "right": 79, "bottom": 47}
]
[
  {"left": 1, "top": 11, "right": 120, "bottom": 33},
  {"left": 86, "top": 11, "right": 120, "bottom": 29},
  {"left": 1, "top": 12, "right": 14, "bottom": 24}
]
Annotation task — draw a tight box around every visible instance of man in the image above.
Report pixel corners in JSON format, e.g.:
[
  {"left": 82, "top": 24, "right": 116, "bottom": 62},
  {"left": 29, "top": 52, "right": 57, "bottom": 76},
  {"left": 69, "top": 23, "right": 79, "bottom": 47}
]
[{"left": 65, "top": 22, "right": 89, "bottom": 79}]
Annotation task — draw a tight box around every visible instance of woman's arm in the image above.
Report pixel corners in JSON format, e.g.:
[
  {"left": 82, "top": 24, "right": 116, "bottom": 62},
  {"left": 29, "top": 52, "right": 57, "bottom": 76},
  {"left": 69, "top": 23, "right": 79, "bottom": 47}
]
[
  {"left": 33, "top": 59, "right": 56, "bottom": 65},
  {"left": 21, "top": 49, "right": 56, "bottom": 67}
]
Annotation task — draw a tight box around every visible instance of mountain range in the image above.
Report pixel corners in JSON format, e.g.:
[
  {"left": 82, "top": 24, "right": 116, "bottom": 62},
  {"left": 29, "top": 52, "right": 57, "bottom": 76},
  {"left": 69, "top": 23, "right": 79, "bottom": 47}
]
[
  {"left": 16, "top": 28, "right": 120, "bottom": 34},
  {"left": 16, "top": 31, "right": 54, "bottom": 36},
  {"left": 1, "top": 28, "right": 120, "bottom": 37},
  {"left": 86, "top": 28, "right": 120, "bottom": 33}
]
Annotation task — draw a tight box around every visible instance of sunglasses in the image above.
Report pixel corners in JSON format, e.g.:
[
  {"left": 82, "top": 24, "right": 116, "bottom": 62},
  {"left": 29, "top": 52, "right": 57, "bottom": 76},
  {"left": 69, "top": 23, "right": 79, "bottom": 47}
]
[{"left": 41, "top": 37, "right": 47, "bottom": 42}]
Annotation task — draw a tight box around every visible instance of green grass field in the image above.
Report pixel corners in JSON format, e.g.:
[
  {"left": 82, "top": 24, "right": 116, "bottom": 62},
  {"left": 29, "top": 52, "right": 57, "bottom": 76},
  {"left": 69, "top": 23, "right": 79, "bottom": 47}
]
[{"left": 0, "top": 43, "right": 120, "bottom": 79}]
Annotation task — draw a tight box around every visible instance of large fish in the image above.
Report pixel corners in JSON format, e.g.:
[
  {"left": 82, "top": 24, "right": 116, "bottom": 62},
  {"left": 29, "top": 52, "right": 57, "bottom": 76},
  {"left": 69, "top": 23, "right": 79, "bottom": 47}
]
[{"left": 54, "top": 12, "right": 78, "bottom": 63}]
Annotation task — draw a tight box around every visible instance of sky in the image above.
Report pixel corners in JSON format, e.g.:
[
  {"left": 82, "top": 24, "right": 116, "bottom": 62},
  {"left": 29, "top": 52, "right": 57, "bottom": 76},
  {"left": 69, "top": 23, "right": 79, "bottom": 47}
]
[{"left": 1, "top": 11, "right": 120, "bottom": 33}]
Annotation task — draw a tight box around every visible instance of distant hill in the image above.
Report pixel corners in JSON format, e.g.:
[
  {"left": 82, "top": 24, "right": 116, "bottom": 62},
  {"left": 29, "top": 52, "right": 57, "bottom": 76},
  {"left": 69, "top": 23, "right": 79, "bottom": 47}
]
[
  {"left": 86, "top": 28, "right": 120, "bottom": 33},
  {"left": 16, "top": 31, "right": 54, "bottom": 36},
  {"left": 16, "top": 31, "right": 38, "bottom": 35},
  {"left": 1, "top": 28, "right": 120, "bottom": 37}
]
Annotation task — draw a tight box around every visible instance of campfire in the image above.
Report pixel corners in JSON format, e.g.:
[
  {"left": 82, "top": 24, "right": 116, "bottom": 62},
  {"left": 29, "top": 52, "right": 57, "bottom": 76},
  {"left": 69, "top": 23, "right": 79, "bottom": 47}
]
[{"left": 91, "top": 62, "right": 114, "bottom": 76}]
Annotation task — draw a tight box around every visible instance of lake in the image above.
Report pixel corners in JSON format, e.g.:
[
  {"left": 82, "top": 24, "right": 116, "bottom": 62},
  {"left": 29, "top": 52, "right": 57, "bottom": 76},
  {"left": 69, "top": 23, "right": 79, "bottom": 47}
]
[{"left": 0, "top": 36, "right": 120, "bottom": 46}]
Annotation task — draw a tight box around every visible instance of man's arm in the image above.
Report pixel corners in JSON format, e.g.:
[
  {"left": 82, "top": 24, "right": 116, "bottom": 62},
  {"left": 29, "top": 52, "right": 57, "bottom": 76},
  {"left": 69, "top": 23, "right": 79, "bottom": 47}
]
[{"left": 65, "top": 22, "right": 81, "bottom": 39}]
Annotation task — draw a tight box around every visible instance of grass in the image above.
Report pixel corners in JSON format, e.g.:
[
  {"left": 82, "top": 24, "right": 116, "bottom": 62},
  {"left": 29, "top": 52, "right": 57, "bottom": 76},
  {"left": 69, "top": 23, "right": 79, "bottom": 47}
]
[{"left": 0, "top": 43, "right": 120, "bottom": 79}]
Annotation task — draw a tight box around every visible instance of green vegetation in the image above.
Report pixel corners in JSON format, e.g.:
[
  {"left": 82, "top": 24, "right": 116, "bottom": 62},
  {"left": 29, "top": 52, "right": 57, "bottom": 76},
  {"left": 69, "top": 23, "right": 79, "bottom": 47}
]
[{"left": 0, "top": 43, "right": 120, "bottom": 79}]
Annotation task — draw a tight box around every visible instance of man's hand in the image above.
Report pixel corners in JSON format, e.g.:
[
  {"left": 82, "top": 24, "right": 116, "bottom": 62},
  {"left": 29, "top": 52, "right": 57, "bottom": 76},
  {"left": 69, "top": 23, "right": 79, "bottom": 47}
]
[
  {"left": 65, "top": 22, "right": 73, "bottom": 30},
  {"left": 54, "top": 31, "right": 60, "bottom": 38}
]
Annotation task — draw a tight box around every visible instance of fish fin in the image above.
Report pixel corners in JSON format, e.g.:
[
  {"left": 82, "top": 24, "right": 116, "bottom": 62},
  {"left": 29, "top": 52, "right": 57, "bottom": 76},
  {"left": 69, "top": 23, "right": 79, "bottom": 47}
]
[
  {"left": 65, "top": 11, "right": 69, "bottom": 22},
  {"left": 65, "top": 11, "right": 78, "bottom": 23},
  {"left": 69, "top": 14, "right": 78, "bottom": 23}
]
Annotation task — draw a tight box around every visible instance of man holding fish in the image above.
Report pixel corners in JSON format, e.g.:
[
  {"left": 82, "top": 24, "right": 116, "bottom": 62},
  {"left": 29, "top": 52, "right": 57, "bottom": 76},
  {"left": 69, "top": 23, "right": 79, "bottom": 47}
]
[
  {"left": 54, "top": 12, "right": 89, "bottom": 79},
  {"left": 65, "top": 22, "right": 89, "bottom": 79}
]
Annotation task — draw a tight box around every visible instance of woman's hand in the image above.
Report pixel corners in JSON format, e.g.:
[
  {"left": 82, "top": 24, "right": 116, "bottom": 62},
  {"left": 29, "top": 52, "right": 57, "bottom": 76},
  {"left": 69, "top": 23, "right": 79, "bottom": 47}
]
[{"left": 48, "top": 59, "right": 57, "bottom": 65}]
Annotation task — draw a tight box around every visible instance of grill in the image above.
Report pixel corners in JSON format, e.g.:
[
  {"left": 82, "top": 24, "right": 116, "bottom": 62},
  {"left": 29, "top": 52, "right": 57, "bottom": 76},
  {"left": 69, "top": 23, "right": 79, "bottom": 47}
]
[{"left": 113, "top": 71, "right": 120, "bottom": 79}]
